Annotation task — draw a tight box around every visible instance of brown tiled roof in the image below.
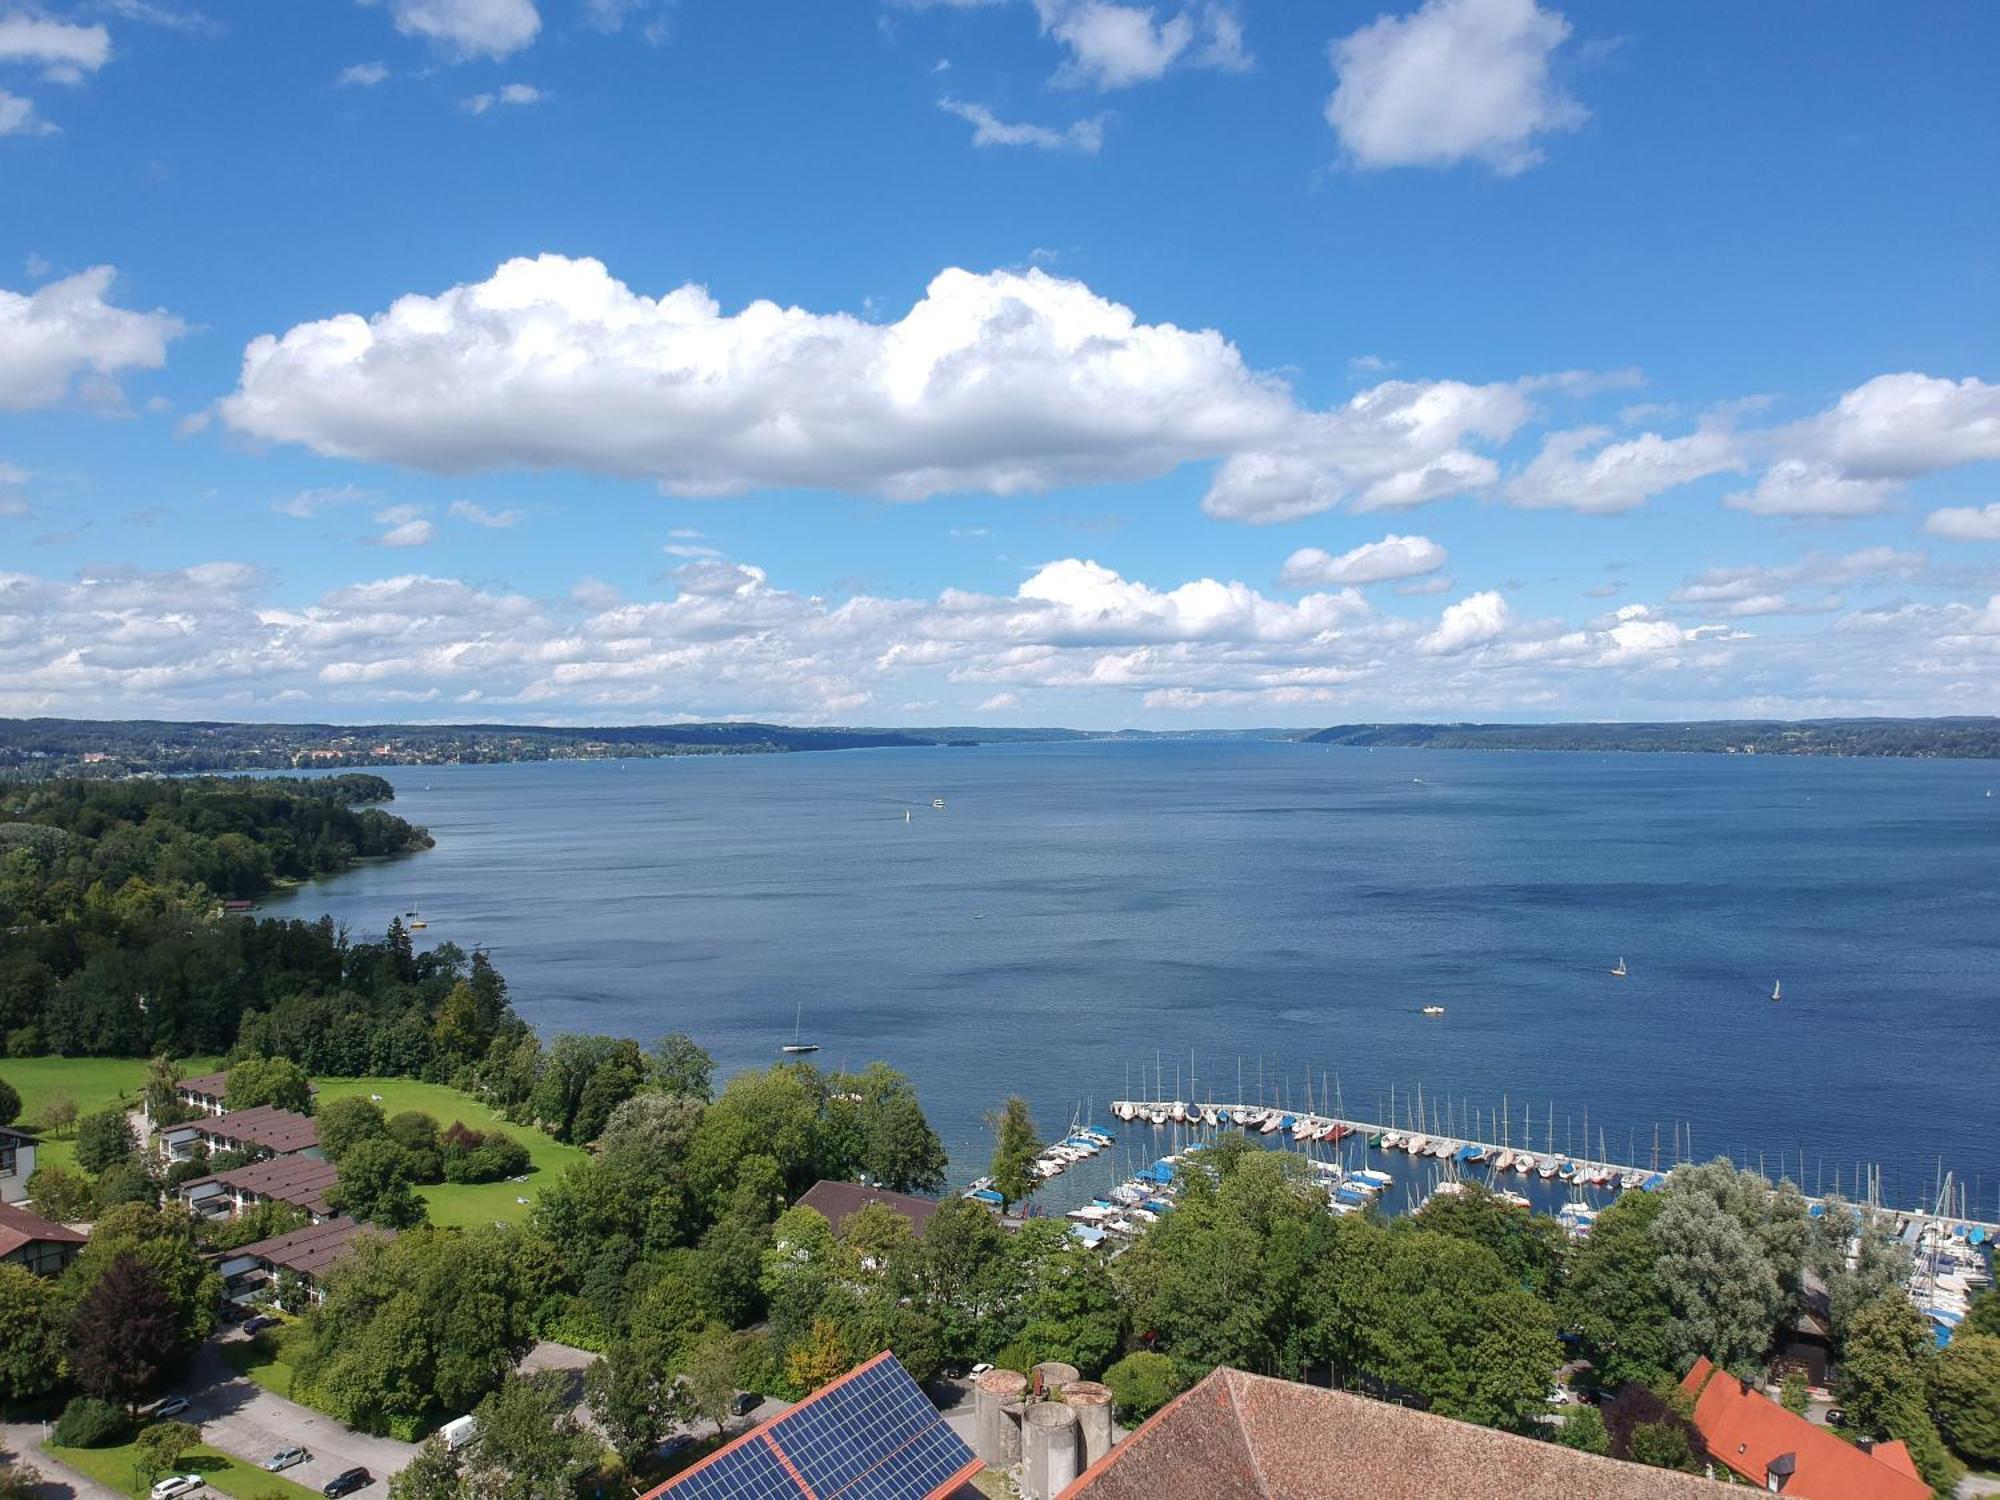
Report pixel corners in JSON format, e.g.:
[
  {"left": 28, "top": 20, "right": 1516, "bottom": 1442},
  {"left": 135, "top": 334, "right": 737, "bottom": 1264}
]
[
  {"left": 203, "top": 1105, "right": 318, "bottom": 1155},
  {"left": 795, "top": 1180, "right": 943, "bottom": 1238},
  {"left": 1681, "top": 1356, "right": 1930, "bottom": 1500},
  {"left": 236, "top": 1215, "right": 391, "bottom": 1279},
  {"left": 0, "top": 1200, "right": 87, "bottom": 1260},
  {"left": 200, "top": 1154, "right": 340, "bottom": 1217},
  {"left": 0, "top": 1124, "right": 37, "bottom": 1147},
  {"left": 1063, "top": 1367, "right": 1741, "bottom": 1500},
  {"left": 180, "top": 1070, "right": 231, "bottom": 1098}
]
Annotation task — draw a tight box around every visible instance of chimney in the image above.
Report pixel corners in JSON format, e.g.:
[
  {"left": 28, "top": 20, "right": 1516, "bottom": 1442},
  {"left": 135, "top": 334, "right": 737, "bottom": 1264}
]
[
  {"left": 1856, "top": 1437, "right": 1874, "bottom": 1454},
  {"left": 1739, "top": 1376, "right": 1754, "bottom": 1396}
]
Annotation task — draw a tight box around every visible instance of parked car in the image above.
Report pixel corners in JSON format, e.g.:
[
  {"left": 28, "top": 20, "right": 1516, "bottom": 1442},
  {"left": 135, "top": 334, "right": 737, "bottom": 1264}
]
[
  {"left": 243, "top": 1315, "right": 280, "bottom": 1334},
  {"left": 1825, "top": 1407, "right": 1847, "bottom": 1428},
  {"left": 660, "top": 1436, "right": 695, "bottom": 1460},
  {"left": 264, "top": 1447, "right": 310, "bottom": 1472},
  {"left": 729, "top": 1391, "right": 760, "bottom": 1417},
  {"left": 439, "top": 1415, "right": 477, "bottom": 1452},
  {"left": 969, "top": 1363, "right": 993, "bottom": 1378},
  {"left": 323, "top": 1468, "right": 371, "bottom": 1497},
  {"left": 150, "top": 1478, "right": 203, "bottom": 1500},
  {"left": 152, "top": 1397, "right": 193, "bottom": 1419}
]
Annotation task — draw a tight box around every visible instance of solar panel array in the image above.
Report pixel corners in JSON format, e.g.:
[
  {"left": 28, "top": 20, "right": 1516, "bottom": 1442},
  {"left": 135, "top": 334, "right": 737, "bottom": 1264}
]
[{"left": 652, "top": 1353, "right": 978, "bottom": 1500}]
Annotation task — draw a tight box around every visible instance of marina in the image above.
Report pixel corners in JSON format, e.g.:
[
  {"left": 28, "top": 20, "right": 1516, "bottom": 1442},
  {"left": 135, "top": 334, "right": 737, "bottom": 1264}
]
[{"left": 1080, "top": 1095, "right": 1994, "bottom": 1345}]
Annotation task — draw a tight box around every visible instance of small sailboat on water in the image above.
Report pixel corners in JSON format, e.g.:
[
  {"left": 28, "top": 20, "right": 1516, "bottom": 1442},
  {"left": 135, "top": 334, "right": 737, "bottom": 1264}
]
[
  {"left": 1610, "top": 956, "right": 1627, "bottom": 978},
  {"left": 780, "top": 1002, "right": 820, "bottom": 1054},
  {"left": 1770, "top": 979, "right": 1782, "bottom": 1003}
]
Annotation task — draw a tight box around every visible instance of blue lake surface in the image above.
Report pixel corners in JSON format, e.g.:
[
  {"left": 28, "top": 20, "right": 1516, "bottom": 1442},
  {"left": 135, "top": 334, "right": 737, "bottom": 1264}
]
[{"left": 265, "top": 741, "right": 2000, "bottom": 1218}]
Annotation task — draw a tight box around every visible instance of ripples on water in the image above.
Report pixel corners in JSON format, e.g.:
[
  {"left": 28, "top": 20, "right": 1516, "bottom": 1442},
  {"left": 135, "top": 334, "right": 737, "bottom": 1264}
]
[{"left": 266, "top": 741, "right": 2000, "bottom": 1219}]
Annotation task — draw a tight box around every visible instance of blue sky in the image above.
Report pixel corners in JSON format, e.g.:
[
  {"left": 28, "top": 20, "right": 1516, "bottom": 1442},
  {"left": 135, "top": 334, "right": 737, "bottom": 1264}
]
[{"left": 2, "top": 0, "right": 1997, "bottom": 726}]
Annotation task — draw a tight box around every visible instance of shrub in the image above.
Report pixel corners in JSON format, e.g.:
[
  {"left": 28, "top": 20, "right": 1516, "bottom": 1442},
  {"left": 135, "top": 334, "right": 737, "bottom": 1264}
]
[
  {"left": 0, "top": 1077, "right": 18, "bottom": 1128},
  {"left": 51, "top": 1396, "right": 128, "bottom": 1448},
  {"left": 1780, "top": 1370, "right": 1809, "bottom": 1414},
  {"left": 1553, "top": 1405, "right": 1609, "bottom": 1455},
  {"left": 1102, "top": 1352, "right": 1184, "bottom": 1423}
]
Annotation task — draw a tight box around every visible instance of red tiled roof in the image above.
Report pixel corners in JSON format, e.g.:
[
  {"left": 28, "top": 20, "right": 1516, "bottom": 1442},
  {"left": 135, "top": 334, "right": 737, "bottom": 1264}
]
[
  {"left": 203, "top": 1105, "right": 319, "bottom": 1155},
  {"left": 1064, "top": 1367, "right": 1742, "bottom": 1500},
  {"left": 0, "top": 1200, "right": 87, "bottom": 1260},
  {"left": 795, "top": 1179, "right": 943, "bottom": 1238},
  {"left": 180, "top": 1070, "right": 231, "bottom": 1098},
  {"left": 1680, "top": 1356, "right": 1930, "bottom": 1500}
]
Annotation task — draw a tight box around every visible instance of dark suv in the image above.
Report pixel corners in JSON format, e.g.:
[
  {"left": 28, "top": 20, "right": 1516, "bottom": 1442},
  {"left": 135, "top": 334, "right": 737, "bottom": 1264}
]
[{"left": 323, "top": 1468, "right": 371, "bottom": 1497}]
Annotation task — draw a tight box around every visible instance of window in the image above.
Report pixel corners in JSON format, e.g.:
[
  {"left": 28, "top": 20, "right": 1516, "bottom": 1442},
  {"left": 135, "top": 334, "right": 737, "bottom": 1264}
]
[{"left": 0, "top": 1146, "right": 15, "bottom": 1176}]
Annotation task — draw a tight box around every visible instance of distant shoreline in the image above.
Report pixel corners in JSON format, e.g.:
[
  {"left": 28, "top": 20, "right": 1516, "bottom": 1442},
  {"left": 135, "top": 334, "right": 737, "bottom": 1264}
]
[{"left": 4, "top": 712, "right": 1998, "bottom": 777}]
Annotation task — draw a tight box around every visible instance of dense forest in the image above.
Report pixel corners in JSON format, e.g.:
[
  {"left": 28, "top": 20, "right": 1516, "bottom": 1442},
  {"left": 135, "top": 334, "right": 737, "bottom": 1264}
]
[
  {"left": 1303, "top": 717, "right": 2000, "bottom": 758},
  {"left": 0, "top": 775, "right": 437, "bottom": 1057}
]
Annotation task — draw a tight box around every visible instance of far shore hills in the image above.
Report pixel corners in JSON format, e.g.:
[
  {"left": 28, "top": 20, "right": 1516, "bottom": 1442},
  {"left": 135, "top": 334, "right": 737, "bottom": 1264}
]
[{"left": 4, "top": 713, "right": 2000, "bottom": 776}]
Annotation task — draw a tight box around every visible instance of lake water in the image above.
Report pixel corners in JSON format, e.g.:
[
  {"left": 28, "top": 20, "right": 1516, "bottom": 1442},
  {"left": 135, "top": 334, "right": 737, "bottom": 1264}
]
[{"left": 264, "top": 741, "right": 2000, "bottom": 1219}]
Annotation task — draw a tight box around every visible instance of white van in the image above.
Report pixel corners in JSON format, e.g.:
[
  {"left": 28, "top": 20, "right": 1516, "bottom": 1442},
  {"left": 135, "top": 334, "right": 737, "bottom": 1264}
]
[{"left": 440, "top": 1416, "right": 477, "bottom": 1452}]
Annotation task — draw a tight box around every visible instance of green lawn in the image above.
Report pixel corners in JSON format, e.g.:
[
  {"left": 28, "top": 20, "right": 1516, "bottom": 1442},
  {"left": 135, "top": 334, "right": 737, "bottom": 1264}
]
[
  {"left": 221, "top": 1326, "right": 302, "bottom": 1400},
  {"left": 47, "top": 1438, "right": 320, "bottom": 1500},
  {"left": 0, "top": 1055, "right": 222, "bottom": 1177},
  {"left": 313, "top": 1077, "right": 588, "bottom": 1226}
]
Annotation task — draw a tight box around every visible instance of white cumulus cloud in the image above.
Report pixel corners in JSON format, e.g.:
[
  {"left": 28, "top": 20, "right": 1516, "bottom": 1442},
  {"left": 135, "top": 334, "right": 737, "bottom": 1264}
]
[
  {"left": 0, "top": 87, "right": 52, "bottom": 136},
  {"left": 449, "top": 499, "right": 522, "bottom": 527},
  {"left": 1325, "top": 0, "right": 1587, "bottom": 175},
  {"left": 1924, "top": 503, "right": 2000, "bottom": 542},
  {"left": 0, "top": 14, "right": 110, "bottom": 81},
  {"left": 1505, "top": 424, "right": 1740, "bottom": 513},
  {"left": 382, "top": 0, "right": 539, "bottom": 60},
  {"left": 1034, "top": 0, "right": 1248, "bottom": 89},
  {"left": 1418, "top": 589, "right": 1509, "bottom": 654},
  {"left": 0, "top": 266, "right": 185, "bottom": 410},
  {"left": 1278, "top": 533, "right": 1446, "bottom": 587},
  {"left": 338, "top": 60, "right": 390, "bottom": 87}
]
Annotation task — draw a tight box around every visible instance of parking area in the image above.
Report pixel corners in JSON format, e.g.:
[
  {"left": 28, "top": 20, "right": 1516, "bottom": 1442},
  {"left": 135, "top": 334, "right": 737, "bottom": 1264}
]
[{"left": 169, "top": 1336, "right": 417, "bottom": 1497}]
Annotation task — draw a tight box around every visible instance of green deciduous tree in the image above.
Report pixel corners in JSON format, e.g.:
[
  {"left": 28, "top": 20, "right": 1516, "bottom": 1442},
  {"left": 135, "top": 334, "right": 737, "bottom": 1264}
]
[
  {"left": 1931, "top": 1332, "right": 2000, "bottom": 1468},
  {"left": 1101, "top": 1352, "right": 1183, "bottom": 1423},
  {"left": 0, "top": 1265, "right": 60, "bottom": 1401},
  {"left": 987, "top": 1097, "right": 1041, "bottom": 1211},
  {"left": 224, "top": 1056, "right": 314, "bottom": 1115},
  {"left": 74, "top": 1107, "right": 136, "bottom": 1173},
  {"left": 585, "top": 1336, "right": 688, "bottom": 1466},
  {"left": 899, "top": 1197, "right": 1009, "bottom": 1366},
  {"left": 457, "top": 1372, "right": 603, "bottom": 1500},
  {"left": 328, "top": 1136, "right": 429, "bottom": 1228},
  {"left": 1808, "top": 1195, "right": 1911, "bottom": 1348},
  {"left": 317, "top": 1095, "right": 388, "bottom": 1161},
  {"left": 1412, "top": 1183, "right": 1567, "bottom": 1298},
  {"left": 27, "top": 1163, "right": 93, "bottom": 1221},
  {"left": 293, "top": 1226, "right": 539, "bottom": 1433},
  {"left": 650, "top": 1032, "right": 714, "bottom": 1101},
  {"left": 1652, "top": 1160, "right": 1807, "bottom": 1375},
  {"left": 0, "top": 1076, "right": 18, "bottom": 1127},
  {"left": 1839, "top": 1294, "right": 1962, "bottom": 1495},
  {"left": 1560, "top": 1190, "right": 1673, "bottom": 1389},
  {"left": 683, "top": 1325, "right": 743, "bottom": 1439},
  {"left": 133, "top": 1420, "right": 199, "bottom": 1481}
]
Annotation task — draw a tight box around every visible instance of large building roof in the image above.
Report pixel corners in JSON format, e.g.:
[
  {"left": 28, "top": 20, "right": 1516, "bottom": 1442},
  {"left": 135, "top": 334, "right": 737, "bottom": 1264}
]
[
  {"left": 1680, "top": 1356, "right": 1929, "bottom": 1500},
  {"left": 795, "top": 1180, "right": 944, "bottom": 1239},
  {"left": 179, "top": 1069, "right": 231, "bottom": 1098},
  {"left": 1063, "top": 1367, "right": 1741, "bottom": 1500},
  {"left": 640, "top": 1351, "right": 979, "bottom": 1500},
  {"left": 0, "top": 1200, "right": 88, "bottom": 1260},
  {"left": 194, "top": 1154, "right": 340, "bottom": 1217},
  {"left": 236, "top": 1215, "right": 391, "bottom": 1279},
  {"left": 203, "top": 1104, "right": 319, "bottom": 1155}
]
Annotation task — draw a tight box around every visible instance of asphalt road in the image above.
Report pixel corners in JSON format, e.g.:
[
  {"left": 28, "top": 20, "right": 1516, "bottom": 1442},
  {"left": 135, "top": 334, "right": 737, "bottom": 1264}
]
[{"left": 180, "top": 1336, "right": 419, "bottom": 1496}]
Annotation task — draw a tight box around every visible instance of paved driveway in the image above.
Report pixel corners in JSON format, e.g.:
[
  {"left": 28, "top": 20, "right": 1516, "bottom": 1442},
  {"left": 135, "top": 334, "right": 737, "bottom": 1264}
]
[
  {"left": 179, "top": 1337, "right": 419, "bottom": 1495},
  {"left": 3, "top": 1421, "right": 121, "bottom": 1500}
]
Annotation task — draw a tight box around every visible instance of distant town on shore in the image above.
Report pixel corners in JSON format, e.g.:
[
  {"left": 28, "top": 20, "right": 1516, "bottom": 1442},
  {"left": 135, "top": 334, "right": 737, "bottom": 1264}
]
[{"left": 3, "top": 714, "right": 1999, "bottom": 779}]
